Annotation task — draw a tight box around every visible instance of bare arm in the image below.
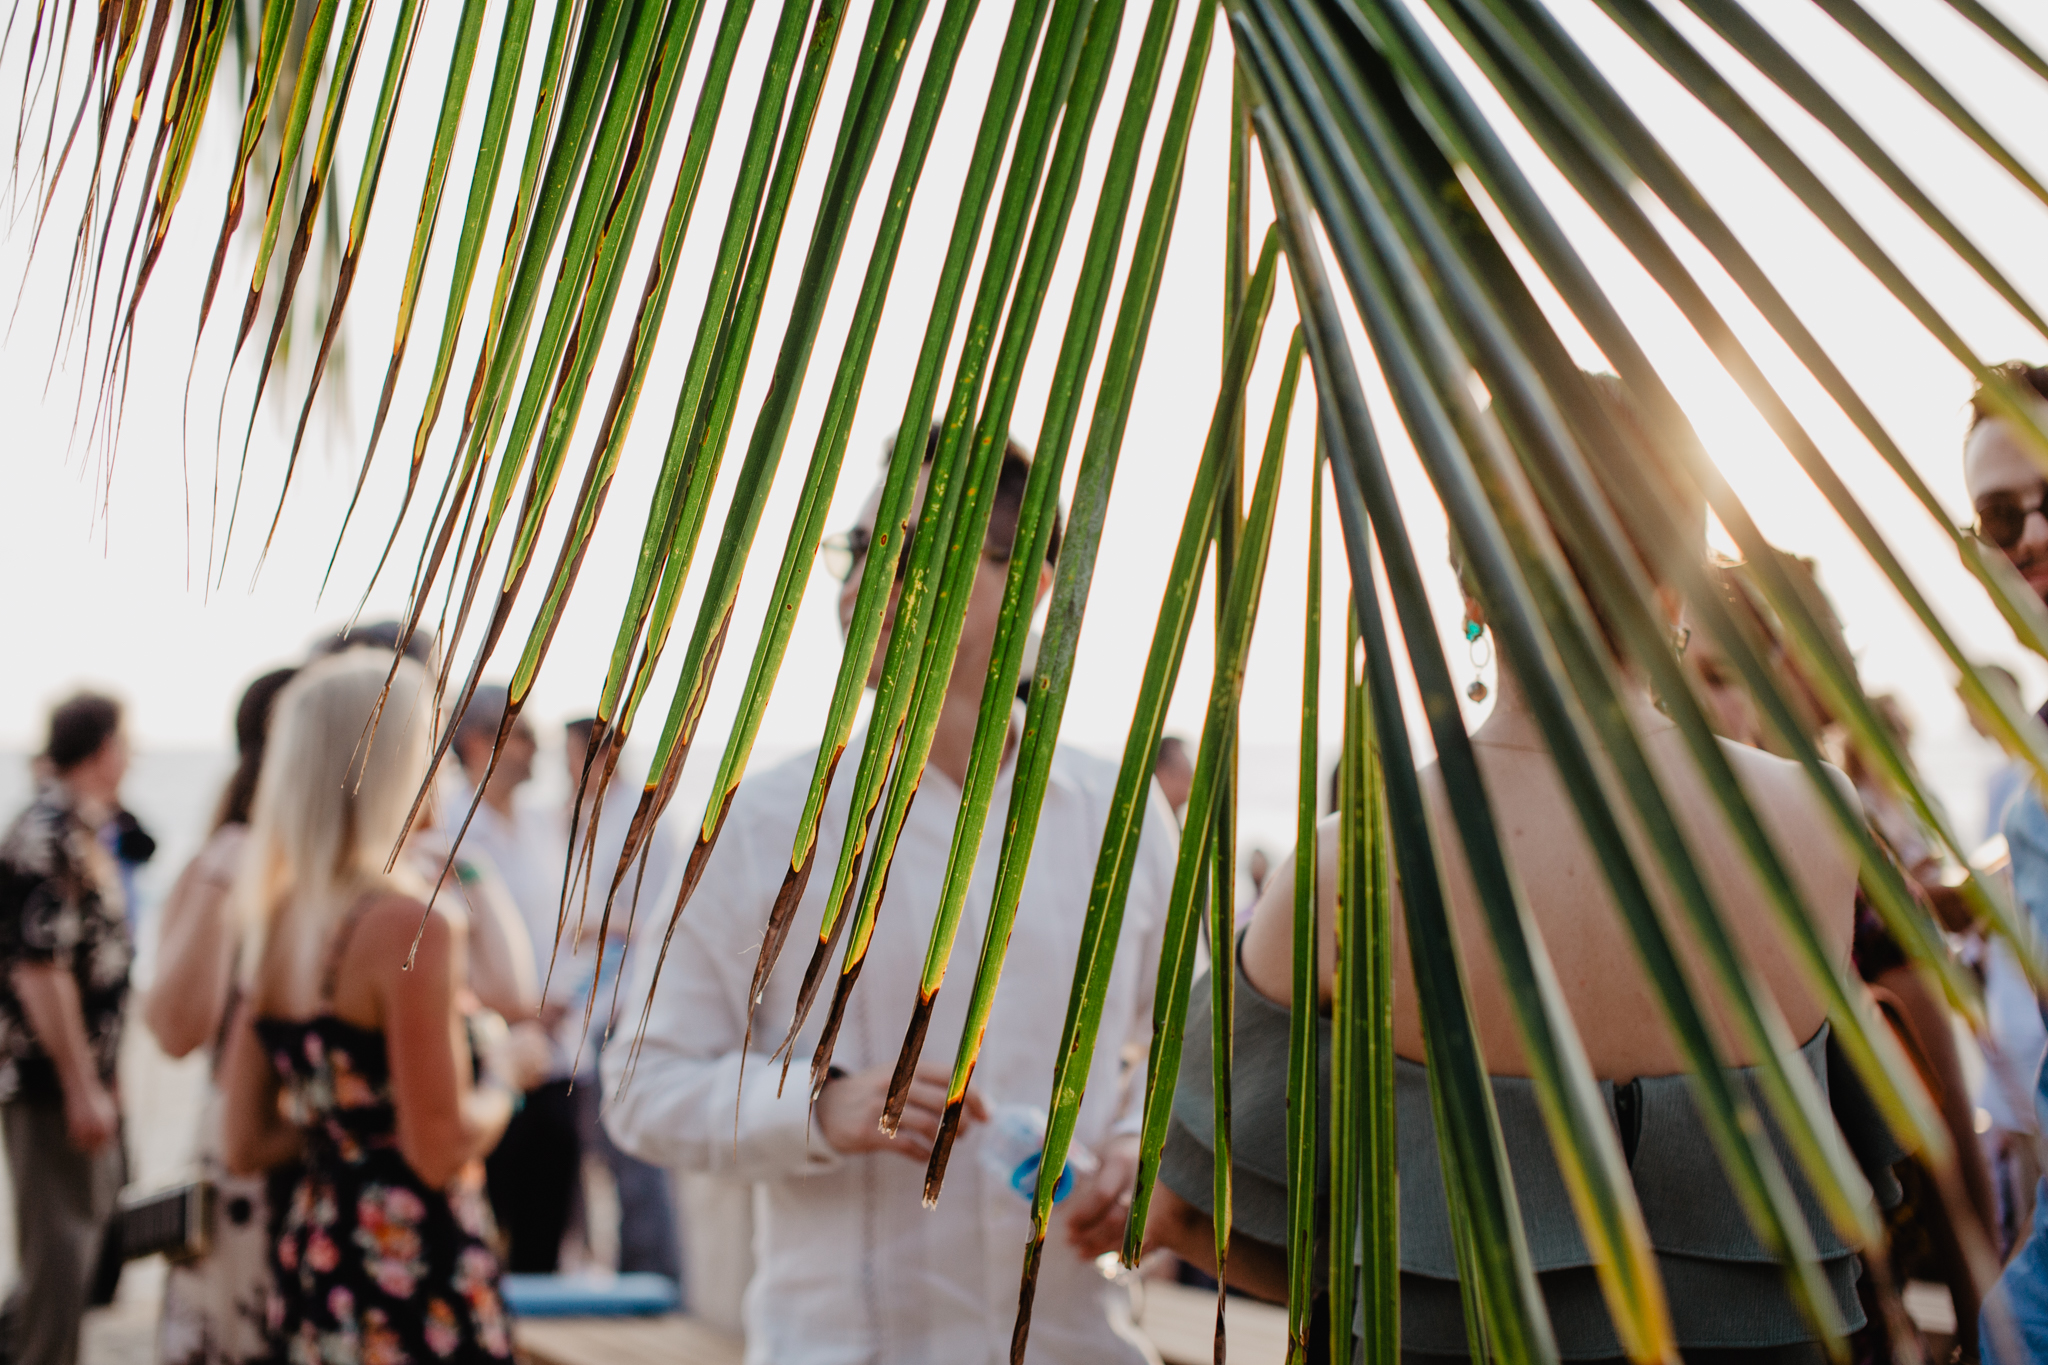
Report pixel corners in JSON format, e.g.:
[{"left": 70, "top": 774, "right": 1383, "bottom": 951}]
[
  {"left": 1873, "top": 962, "right": 1997, "bottom": 1241},
  {"left": 143, "top": 828, "right": 245, "bottom": 1058},
  {"left": 13, "top": 963, "right": 100, "bottom": 1093},
  {"left": 220, "top": 998, "right": 300, "bottom": 1174},
  {"left": 367, "top": 903, "right": 513, "bottom": 1187},
  {"left": 406, "top": 833, "right": 538, "bottom": 1023},
  {"left": 1141, "top": 1180, "right": 1291, "bottom": 1303},
  {"left": 1239, "top": 817, "right": 1341, "bottom": 1009},
  {"left": 11, "top": 963, "right": 118, "bottom": 1151}
]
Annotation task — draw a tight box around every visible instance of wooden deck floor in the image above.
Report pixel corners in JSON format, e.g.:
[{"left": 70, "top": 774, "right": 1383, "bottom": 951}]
[{"left": 513, "top": 1280, "right": 1290, "bottom": 1365}]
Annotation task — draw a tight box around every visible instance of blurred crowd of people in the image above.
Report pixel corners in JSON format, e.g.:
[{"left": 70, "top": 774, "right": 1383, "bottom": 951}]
[
  {"left": 0, "top": 626, "right": 686, "bottom": 1365},
  {"left": 7, "top": 375, "right": 2048, "bottom": 1365},
  {"left": 0, "top": 431, "right": 1179, "bottom": 1365}
]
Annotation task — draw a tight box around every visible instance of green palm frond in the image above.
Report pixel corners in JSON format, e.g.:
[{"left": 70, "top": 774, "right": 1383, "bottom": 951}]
[
  {"left": 761, "top": 0, "right": 1104, "bottom": 1083},
  {"left": 15, "top": 0, "right": 2048, "bottom": 1357},
  {"left": 1294, "top": 447, "right": 1331, "bottom": 1365},
  {"left": 919, "top": 0, "right": 1225, "bottom": 1191}
]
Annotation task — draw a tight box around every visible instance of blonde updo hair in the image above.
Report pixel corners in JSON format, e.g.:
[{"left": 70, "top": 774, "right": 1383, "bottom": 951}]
[{"left": 236, "top": 649, "right": 436, "bottom": 991}]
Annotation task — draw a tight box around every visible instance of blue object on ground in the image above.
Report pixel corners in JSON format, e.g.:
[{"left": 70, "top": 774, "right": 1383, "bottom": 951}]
[{"left": 501, "top": 1272, "right": 681, "bottom": 1318}]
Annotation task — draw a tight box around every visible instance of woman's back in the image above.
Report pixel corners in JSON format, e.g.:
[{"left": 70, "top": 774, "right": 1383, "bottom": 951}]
[
  {"left": 239, "top": 892, "right": 516, "bottom": 1364},
  {"left": 249, "top": 891, "right": 421, "bottom": 1161},
  {"left": 1243, "top": 707, "right": 1860, "bottom": 1076},
  {"left": 218, "top": 652, "right": 520, "bottom": 1365},
  {"left": 1409, "top": 714, "right": 1860, "bottom": 1078},
  {"left": 1217, "top": 706, "right": 1878, "bottom": 1357}
]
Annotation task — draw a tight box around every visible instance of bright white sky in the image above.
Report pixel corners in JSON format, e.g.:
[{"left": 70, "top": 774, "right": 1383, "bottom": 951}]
[{"left": 0, "top": 0, "right": 2044, "bottom": 852}]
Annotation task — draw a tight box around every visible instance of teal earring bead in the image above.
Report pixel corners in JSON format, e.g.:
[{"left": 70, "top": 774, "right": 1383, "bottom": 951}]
[{"left": 1464, "top": 618, "right": 1490, "bottom": 702}]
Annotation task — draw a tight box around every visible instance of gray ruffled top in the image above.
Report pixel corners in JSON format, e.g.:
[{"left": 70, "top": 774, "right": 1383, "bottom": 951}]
[{"left": 1159, "top": 957, "right": 1905, "bottom": 1359}]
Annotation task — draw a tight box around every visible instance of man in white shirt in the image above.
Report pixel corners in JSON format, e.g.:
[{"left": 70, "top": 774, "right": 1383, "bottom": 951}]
[
  {"left": 451, "top": 687, "right": 585, "bottom": 1272},
  {"left": 604, "top": 434, "right": 1176, "bottom": 1364}
]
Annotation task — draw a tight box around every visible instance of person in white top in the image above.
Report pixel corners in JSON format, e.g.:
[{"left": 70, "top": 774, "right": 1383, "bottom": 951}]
[
  {"left": 603, "top": 433, "right": 1176, "bottom": 1364},
  {"left": 450, "top": 688, "right": 584, "bottom": 1273},
  {"left": 561, "top": 716, "right": 683, "bottom": 1282}
]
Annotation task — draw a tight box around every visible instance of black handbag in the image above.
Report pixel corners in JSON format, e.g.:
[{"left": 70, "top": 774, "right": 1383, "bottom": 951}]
[{"left": 115, "top": 1181, "right": 215, "bottom": 1264}]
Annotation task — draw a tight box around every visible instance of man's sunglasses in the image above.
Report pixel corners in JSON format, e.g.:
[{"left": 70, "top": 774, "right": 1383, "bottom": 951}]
[{"left": 1974, "top": 481, "right": 2048, "bottom": 551}]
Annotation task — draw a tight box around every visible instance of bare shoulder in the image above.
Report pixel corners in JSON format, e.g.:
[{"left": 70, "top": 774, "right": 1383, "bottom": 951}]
[
  {"left": 1714, "top": 740, "right": 1860, "bottom": 887},
  {"left": 346, "top": 891, "right": 466, "bottom": 974},
  {"left": 1718, "top": 740, "right": 1854, "bottom": 822}
]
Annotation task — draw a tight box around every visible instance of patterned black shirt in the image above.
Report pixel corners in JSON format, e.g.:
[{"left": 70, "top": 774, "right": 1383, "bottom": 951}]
[{"left": 0, "top": 785, "right": 132, "bottom": 1103}]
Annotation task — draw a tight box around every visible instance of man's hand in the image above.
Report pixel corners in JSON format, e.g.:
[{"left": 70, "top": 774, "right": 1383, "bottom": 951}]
[
  {"left": 1063, "top": 1132, "right": 1139, "bottom": 1259},
  {"left": 64, "top": 1077, "right": 118, "bottom": 1153},
  {"left": 500, "top": 1021, "right": 556, "bottom": 1092},
  {"left": 11, "top": 962, "right": 117, "bottom": 1152},
  {"left": 472, "top": 1012, "right": 554, "bottom": 1094},
  {"left": 816, "top": 1062, "right": 987, "bottom": 1162}
]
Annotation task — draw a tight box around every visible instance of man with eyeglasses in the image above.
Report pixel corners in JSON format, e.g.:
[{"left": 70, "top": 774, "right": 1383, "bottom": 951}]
[
  {"left": 604, "top": 429, "right": 1175, "bottom": 1363},
  {"left": 1968, "top": 363, "right": 2048, "bottom": 1363},
  {"left": 1968, "top": 364, "right": 2048, "bottom": 606}
]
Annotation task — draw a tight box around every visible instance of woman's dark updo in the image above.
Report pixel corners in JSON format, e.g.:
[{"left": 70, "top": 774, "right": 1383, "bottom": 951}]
[
  {"left": 213, "top": 668, "right": 298, "bottom": 831},
  {"left": 1451, "top": 372, "right": 1707, "bottom": 663}
]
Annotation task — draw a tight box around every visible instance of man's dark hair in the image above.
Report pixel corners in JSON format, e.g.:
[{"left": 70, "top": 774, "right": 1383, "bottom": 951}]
[
  {"left": 45, "top": 692, "right": 122, "bottom": 772},
  {"left": 906, "top": 426, "right": 1063, "bottom": 566},
  {"left": 452, "top": 684, "right": 511, "bottom": 752},
  {"left": 1971, "top": 361, "right": 2048, "bottom": 430},
  {"left": 564, "top": 717, "right": 620, "bottom": 788},
  {"left": 565, "top": 714, "right": 605, "bottom": 761}
]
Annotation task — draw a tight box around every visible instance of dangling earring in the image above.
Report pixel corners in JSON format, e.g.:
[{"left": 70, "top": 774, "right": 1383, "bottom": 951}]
[
  {"left": 1670, "top": 624, "right": 1691, "bottom": 657},
  {"left": 1464, "top": 615, "right": 1492, "bottom": 703}
]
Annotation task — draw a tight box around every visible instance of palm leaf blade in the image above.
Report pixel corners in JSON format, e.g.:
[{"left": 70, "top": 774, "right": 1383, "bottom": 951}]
[
  {"left": 918, "top": 0, "right": 1224, "bottom": 1199},
  {"left": 1007, "top": 228, "right": 1280, "bottom": 1343}
]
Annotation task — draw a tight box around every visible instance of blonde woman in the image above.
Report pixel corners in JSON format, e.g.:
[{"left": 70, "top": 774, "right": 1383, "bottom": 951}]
[
  {"left": 220, "top": 652, "right": 528, "bottom": 1364},
  {"left": 151, "top": 664, "right": 543, "bottom": 1365}
]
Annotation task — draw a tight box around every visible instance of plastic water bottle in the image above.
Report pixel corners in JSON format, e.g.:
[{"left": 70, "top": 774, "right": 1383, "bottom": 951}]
[{"left": 979, "top": 1104, "right": 1095, "bottom": 1203}]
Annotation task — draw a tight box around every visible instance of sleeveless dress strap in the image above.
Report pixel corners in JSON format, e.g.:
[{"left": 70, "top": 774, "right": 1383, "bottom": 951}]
[{"left": 319, "top": 893, "right": 380, "bottom": 1007}]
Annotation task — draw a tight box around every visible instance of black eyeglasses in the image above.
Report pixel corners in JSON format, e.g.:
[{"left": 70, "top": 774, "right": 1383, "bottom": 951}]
[
  {"left": 819, "top": 519, "right": 1013, "bottom": 583},
  {"left": 821, "top": 523, "right": 922, "bottom": 584},
  {"left": 1974, "top": 481, "right": 2048, "bottom": 551},
  {"left": 820, "top": 526, "right": 870, "bottom": 582}
]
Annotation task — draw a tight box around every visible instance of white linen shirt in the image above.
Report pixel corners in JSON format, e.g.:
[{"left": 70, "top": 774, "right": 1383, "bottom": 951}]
[
  {"left": 567, "top": 783, "right": 680, "bottom": 1065},
  {"left": 602, "top": 739, "right": 1177, "bottom": 1365}
]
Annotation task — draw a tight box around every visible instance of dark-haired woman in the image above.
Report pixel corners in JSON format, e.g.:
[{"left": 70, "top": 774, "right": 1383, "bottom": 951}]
[
  {"left": 147, "top": 668, "right": 298, "bottom": 1365},
  {"left": 1146, "top": 382, "right": 1897, "bottom": 1359}
]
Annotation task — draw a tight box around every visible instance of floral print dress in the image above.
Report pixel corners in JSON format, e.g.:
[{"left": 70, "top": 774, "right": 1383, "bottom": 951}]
[{"left": 254, "top": 1011, "right": 511, "bottom": 1365}]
